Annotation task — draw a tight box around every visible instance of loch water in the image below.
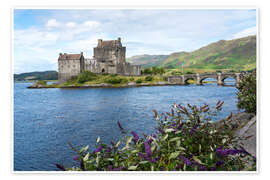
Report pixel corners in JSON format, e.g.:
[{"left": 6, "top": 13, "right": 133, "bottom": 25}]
[{"left": 14, "top": 79, "right": 240, "bottom": 171}]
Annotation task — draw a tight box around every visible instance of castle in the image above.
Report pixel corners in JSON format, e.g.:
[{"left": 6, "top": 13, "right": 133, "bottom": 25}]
[{"left": 58, "top": 37, "right": 141, "bottom": 83}]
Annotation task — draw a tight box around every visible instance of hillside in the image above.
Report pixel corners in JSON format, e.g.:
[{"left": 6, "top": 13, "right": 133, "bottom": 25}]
[
  {"left": 127, "top": 54, "right": 169, "bottom": 67},
  {"left": 14, "top": 71, "right": 58, "bottom": 81},
  {"left": 162, "top": 35, "right": 256, "bottom": 71},
  {"left": 127, "top": 35, "right": 256, "bottom": 71}
]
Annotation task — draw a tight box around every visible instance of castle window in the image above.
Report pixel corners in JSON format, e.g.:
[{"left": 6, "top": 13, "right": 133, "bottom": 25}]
[{"left": 102, "top": 68, "right": 105, "bottom": 73}]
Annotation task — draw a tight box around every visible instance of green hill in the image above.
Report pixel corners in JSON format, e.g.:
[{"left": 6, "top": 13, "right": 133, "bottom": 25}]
[
  {"left": 162, "top": 35, "right": 256, "bottom": 71},
  {"left": 14, "top": 71, "right": 58, "bottom": 81},
  {"left": 127, "top": 54, "right": 169, "bottom": 67},
  {"left": 127, "top": 35, "right": 256, "bottom": 71}
]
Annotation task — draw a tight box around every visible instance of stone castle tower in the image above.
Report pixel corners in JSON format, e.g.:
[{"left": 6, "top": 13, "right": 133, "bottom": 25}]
[{"left": 58, "top": 37, "right": 141, "bottom": 83}]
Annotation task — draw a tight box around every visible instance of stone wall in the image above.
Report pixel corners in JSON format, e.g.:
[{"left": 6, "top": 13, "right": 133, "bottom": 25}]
[{"left": 58, "top": 59, "right": 83, "bottom": 83}]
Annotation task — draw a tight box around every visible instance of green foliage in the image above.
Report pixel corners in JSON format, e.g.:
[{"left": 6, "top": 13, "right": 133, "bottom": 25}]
[
  {"left": 145, "top": 76, "right": 154, "bottom": 81},
  {"left": 142, "top": 67, "right": 165, "bottom": 75},
  {"left": 171, "top": 71, "right": 182, "bottom": 76},
  {"left": 186, "top": 71, "right": 193, "bottom": 74},
  {"left": 136, "top": 79, "right": 142, "bottom": 83},
  {"left": 237, "top": 72, "right": 256, "bottom": 114},
  {"left": 36, "top": 80, "right": 47, "bottom": 86},
  {"left": 77, "top": 71, "right": 97, "bottom": 83},
  {"left": 129, "top": 77, "right": 134, "bottom": 81},
  {"left": 161, "top": 35, "right": 256, "bottom": 71},
  {"left": 105, "top": 77, "right": 127, "bottom": 84},
  {"left": 58, "top": 102, "right": 255, "bottom": 171}
]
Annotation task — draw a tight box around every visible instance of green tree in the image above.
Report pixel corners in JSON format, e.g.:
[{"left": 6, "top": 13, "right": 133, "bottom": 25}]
[{"left": 237, "top": 72, "right": 256, "bottom": 114}]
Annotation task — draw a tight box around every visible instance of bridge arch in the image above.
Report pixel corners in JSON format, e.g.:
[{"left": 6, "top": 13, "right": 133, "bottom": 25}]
[{"left": 199, "top": 76, "right": 218, "bottom": 84}]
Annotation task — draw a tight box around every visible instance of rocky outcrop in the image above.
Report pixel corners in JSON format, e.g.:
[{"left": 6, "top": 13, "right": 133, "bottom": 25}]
[{"left": 234, "top": 116, "right": 256, "bottom": 157}]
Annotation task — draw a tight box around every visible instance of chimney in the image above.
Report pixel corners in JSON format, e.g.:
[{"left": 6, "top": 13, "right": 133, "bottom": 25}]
[
  {"left": 118, "top": 37, "right": 121, "bottom": 42},
  {"left": 98, "top": 39, "right": 102, "bottom": 46}
]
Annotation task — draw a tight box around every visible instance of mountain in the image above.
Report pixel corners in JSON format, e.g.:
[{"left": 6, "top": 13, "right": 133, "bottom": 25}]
[
  {"left": 162, "top": 35, "right": 256, "bottom": 70},
  {"left": 128, "top": 35, "right": 256, "bottom": 71},
  {"left": 14, "top": 71, "right": 58, "bottom": 81},
  {"left": 127, "top": 54, "right": 169, "bottom": 67}
]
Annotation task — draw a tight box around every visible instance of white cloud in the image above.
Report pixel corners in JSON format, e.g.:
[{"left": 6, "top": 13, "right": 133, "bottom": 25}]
[
  {"left": 66, "top": 22, "right": 76, "bottom": 28},
  {"left": 83, "top": 21, "right": 100, "bottom": 28},
  {"left": 232, "top": 26, "right": 256, "bottom": 39},
  {"left": 46, "top": 19, "right": 60, "bottom": 28},
  {"left": 13, "top": 9, "right": 257, "bottom": 73}
]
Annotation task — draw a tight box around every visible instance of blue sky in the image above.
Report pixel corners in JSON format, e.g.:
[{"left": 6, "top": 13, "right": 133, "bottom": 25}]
[{"left": 13, "top": 9, "right": 257, "bottom": 73}]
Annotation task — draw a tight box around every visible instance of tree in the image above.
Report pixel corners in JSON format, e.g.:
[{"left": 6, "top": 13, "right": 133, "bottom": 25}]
[{"left": 237, "top": 72, "right": 256, "bottom": 114}]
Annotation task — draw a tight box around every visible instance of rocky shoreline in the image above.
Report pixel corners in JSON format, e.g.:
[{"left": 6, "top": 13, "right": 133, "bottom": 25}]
[
  {"left": 27, "top": 81, "right": 183, "bottom": 89},
  {"left": 27, "top": 81, "right": 236, "bottom": 89}
]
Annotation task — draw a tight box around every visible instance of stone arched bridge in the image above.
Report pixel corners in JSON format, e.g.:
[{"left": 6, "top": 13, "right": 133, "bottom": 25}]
[{"left": 168, "top": 72, "right": 243, "bottom": 87}]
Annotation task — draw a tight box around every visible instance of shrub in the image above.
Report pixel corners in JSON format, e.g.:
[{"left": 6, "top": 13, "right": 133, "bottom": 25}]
[
  {"left": 56, "top": 102, "right": 255, "bottom": 171},
  {"left": 36, "top": 80, "right": 47, "bottom": 86},
  {"left": 237, "top": 72, "right": 256, "bottom": 114},
  {"left": 172, "top": 71, "right": 182, "bottom": 76},
  {"left": 105, "top": 77, "right": 127, "bottom": 84},
  {"left": 77, "top": 71, "right": 97, "bottom": 83},
  {"left": 136, "top": 79, "right": 142, "bottom": 84},
  {"left": 129, "top": 77, "right": 134, "bottom": 81},
  {"left": 186, "top": 71, "right": 193, "bottom": 74},
  {"left": 145, "top": 76, "right": 154, "bottom": 81}
]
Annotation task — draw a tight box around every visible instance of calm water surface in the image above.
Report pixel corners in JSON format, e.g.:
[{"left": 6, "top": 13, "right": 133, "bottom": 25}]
[{"left": 14, "top": 79, "right": 239, "bottom": 171}]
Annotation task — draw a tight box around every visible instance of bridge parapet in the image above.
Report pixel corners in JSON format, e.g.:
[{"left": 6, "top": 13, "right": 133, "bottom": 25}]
[{"left": 167, "top": 72, "right": 246, "bottom": 87}]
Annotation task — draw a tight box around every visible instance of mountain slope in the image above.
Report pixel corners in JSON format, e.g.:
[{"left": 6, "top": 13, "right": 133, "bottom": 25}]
[
  {"left": 127, "top": 54, "right": 169, "bottom": 67},
  {"left": 14, "top": 71, "right": 58, "bottom": 81},
  {"left": 162, "top": 35, "right": 256, "bottom": 70}
]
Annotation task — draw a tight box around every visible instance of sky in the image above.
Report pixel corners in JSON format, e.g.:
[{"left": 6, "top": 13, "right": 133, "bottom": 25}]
[{"left": 13, "top": 9, "right": 257, "bottom": 74}]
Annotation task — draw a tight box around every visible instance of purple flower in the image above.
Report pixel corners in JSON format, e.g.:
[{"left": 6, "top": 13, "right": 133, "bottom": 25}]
[
  {"left": 108, "top": 165, "right": 113, "bottom": 171},
  {"left": 210, "top": 167, "right": 216, "bottom": 171},
  {"left": 106, "top": 147, "right": 112, "bottom": 152},
  {"left": 94, "top": 146, "right": 102, "bottom": 153},
  {"left": 144, "top": 141, "right": 152, "bottom": 157},
  {"left": 73, "top": 155, "right": 79, "bottom": 161},
  {"left": 131, "top": 131, "right": 139, "bottom": 143},
  {"left": 138, "top": 152, "right": 145, "bottom": 159},
  {"left": 56, "top": 164, "right": 66, "bottom": 171},
  {"left": 215, "top": 160, "right": 225, "bottom": 166},
  {"left": 159, "top": 167, "right": 164, "bottom": 171},
  {"left": 181, "top": 156, "right": 192, "bottom": 166},
  {"left": 216, "top": 146, "right": 249, "bottom": 156},
  {"left": 147, "top": 137, "right": 153, "bottom": 144},
  {"left": 189, "top": 124, "right": 198, "bottom": 134},
  {"left": 113, "top": 166, "right": 124, "bottom": 171},
  {"left": 117, "top": 121, "right": 124, "bottom": 130},
  {"left": 157, "top": 127, "right": 164, "bottom": 134},
  {"left": 177, "top": 123, "right": 183, "bottom": 130}
]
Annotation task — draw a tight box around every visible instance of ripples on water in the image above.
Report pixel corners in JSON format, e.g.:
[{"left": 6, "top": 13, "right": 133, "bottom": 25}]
[{"left": 14, "top": 79, "right": 239, "bottom": 171}]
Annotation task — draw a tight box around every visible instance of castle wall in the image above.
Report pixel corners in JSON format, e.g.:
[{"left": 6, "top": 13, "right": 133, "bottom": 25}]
[{"left": 58, "top": 59, "right": 83, "bottom": 83}]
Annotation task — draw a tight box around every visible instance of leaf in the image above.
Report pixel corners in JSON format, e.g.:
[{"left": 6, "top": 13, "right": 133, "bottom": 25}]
[
  {"left": 125, "top": 136, "right": 133, "bottom": 149},
  {"left": 193, "top": 156, "right": 206, "bottom": 165},
  {"left": 169, "top": 137, "right": 181, "bottom": 142},
  {"left": 83, "top": 152, "right": 89, "bottom": 161},
  {"left": 131, "top": 149, "right": 138, "bottom": 154},
  {"left": 79, "top": 145, "right": 89, "bottom": 153},
  {"left": 128, "top": 165, "right": 137, "bottom": 170},
  {"left": 106, "top": 158, "right": 114, "bottom": 161},
  {"left": 96, "top": 136, "right": 100, "bottom": 143},
  {"left": 162, "top": 134, "right": 168, "bottom": 141},
  {"left": 165, "top": 128, "right": 175, "bottom": 133},
  {"left": 169, "top": 151, "right": 180, "bottom": 160},
  {"left": 115, "top": 141, "right": 121, "bottom": 147},
  {"left": 139, "top": 161, "right": 149, "bottom": 164}
]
